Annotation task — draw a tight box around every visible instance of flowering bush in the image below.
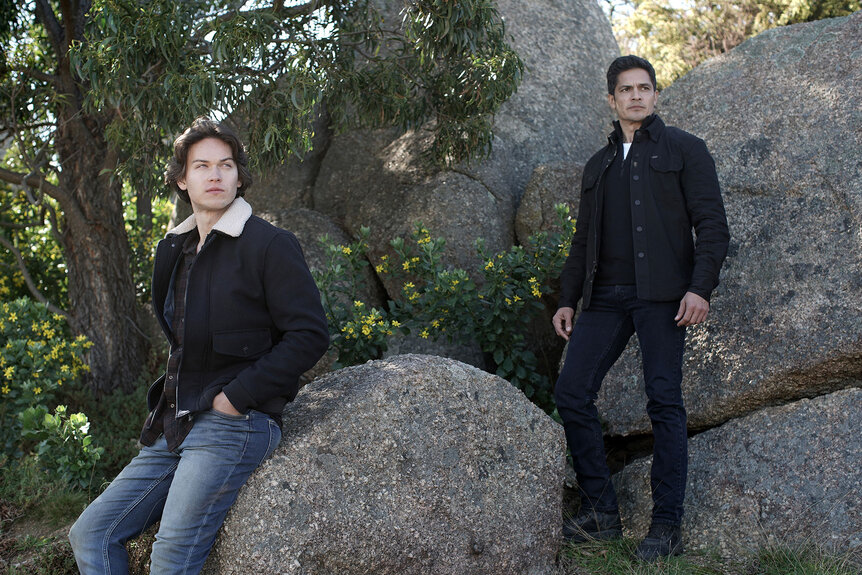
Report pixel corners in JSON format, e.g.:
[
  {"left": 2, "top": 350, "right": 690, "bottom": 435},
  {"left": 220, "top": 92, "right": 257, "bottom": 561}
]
[
  {"left": 0, "top": 298, "right": 91, "bottom": 411},
  {"left": 0, "top": 297, "right": 92, "bottom": 454},
  {"left": 314, "top": 205, "right": 575, "bottom": 413},
  {"left": 19, "top": 405, "right": 104, "bottom": 490}
]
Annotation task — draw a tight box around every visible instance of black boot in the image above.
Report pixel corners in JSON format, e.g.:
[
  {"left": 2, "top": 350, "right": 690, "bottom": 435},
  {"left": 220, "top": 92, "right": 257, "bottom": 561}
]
[
  {"left": 635, "top": 522, "right": 683, "bottom": 561},
  {"left": 562, "top": 510, "right": 622, "bottom": 544}
]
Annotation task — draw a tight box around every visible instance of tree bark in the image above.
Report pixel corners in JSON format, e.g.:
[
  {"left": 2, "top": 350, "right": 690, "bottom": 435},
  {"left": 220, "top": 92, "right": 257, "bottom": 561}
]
[{"left": 54, "top": 114, "right": 149, "bottom": 396}]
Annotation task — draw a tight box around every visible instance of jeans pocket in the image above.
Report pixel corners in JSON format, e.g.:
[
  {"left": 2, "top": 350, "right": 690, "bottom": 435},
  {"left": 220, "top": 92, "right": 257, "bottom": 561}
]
[{"left": 208, "top": 408, "right": 249, "bottom": 421}]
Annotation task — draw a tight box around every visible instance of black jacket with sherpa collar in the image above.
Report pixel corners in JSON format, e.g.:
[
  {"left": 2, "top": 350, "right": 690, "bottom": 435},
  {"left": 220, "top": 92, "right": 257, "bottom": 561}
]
[
  {"left": 146, "top": 197, "right": 329, "bottom": 422},
  {"left": 558, "top": 114, "right": 730, "bottom": 310}
]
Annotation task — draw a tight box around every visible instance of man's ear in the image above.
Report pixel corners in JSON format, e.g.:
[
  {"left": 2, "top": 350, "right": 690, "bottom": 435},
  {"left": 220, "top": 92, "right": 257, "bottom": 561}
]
[
  {"left": 177, "top": 179, "right": 188, "bottom": 191},
  {"left": 606, "top": 93, "right": 616, "bottom": 110}
]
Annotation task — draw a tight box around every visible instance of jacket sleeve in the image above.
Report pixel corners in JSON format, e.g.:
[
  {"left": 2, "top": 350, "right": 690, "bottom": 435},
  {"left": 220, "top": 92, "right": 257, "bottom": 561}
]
[
  {"left": 680, "top": 137, "right": 730, "bottom": 301},
  {"left": 222, "top": 231, "right": 329, "bottom": 412},
  {"left": 557, "top": 170, "right": 594, "bottom": 310}
]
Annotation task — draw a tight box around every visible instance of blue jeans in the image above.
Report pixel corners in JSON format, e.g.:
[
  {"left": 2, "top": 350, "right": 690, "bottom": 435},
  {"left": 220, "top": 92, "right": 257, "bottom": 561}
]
[
  {"left": 555, "top": 285, "right": 687, "bottom": 525},
  {"left": 69, "top": 409, "right": 281, "bottom": 575}
]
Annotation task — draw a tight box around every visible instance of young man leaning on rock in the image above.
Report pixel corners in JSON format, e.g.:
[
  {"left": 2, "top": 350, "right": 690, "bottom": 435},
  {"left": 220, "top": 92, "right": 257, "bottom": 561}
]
[
  {"left": 552, "top": 55, "right": 729, "bottom": 561},
  {"left": 69, "top": 117, "right": 329, "bottom": 574}
]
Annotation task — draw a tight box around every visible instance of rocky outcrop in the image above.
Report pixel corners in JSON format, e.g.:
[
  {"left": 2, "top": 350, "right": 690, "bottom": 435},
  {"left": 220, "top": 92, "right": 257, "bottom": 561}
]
[
  {"left": 515, "top": 162, "right": 583, "bottom": 246},
  {"left": 587, "top": 12, "right": 862, "bottom": 436},
  {"left": 204, "top": 355, "right": 566, "bottom": 575},
  {"left": 615, "top": 387, "right": 862, "bottom": 556},
  {"left": 307, "top": 0, "right": 617, "bottom": 295}
]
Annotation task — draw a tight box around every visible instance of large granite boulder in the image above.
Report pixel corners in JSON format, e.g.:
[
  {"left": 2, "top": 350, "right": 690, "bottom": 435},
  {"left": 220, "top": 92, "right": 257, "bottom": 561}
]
[
  {"left": 204, "top": 354, "right": 566, "bottom": 575},
  {"left": 309, "top": 0, "right": 617, "bottom": 290},
  {"left": 515, "top": 162, "right": 583, "bottom": 246},
  {"left": 615, "top": 387, "right": 862, "bottom": 556},
  {"left": 588, "top": 13, "right": 862, "bottom": 436}
]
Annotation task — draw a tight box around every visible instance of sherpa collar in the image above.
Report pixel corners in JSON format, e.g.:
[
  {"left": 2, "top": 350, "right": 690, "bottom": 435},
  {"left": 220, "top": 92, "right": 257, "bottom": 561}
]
[{"left": 166, "top": 197, "right": 253, "bottom": 238}]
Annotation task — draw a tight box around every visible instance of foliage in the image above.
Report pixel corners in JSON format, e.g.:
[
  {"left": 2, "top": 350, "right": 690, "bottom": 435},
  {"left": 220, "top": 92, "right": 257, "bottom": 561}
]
[
  {"left": 314, "top": 228, "right": 396, "bottom": 368},
  {"left": 18, "top": 405, "right": 104, "bottom": 491},
  {"left": 314, "top": 205, "right": 575, "bottom": 413},
  {"left": 0, "top": 298, "right": 92, "bottom": 454},
  {"left": 618, "top": 0, "right": 860, "bottom": 87},
  {"left": 1, "top": 0, "right": 524, "bottom": 391}
]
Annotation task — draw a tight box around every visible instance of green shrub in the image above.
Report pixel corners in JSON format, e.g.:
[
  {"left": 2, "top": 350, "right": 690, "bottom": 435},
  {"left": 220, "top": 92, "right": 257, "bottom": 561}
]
[
  {"left": 18, "top": 405, "right": 104, "bottom": 491},
  {"left": 314, "top": 205, "right": 575, "bottom": 413},
  {"left": 0, "top": 298, "right": 92, "bottom": 455}
]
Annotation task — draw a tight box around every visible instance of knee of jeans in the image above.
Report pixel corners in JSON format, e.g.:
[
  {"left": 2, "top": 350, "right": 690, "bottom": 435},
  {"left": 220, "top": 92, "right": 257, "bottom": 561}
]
[{"left": 68, "top": 515, "right": 88, "bottom": 552}]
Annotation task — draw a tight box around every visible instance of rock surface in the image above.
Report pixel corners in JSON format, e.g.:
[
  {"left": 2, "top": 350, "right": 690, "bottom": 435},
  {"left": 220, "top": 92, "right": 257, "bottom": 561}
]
[
  {"left": 615, "top": 387, "right": 862, "bottom": 556},
  {"left": 588, "top": 13, "right": 862, "bottom": 436},
  {"left": 515, "top": 162, "right": 583, "bottom": 246},
  {"left": 204, "top": 354, "right": 566, "bottom": 575},
  {"left": 309, "top": 0, "right": 617, "bottom": 289}
]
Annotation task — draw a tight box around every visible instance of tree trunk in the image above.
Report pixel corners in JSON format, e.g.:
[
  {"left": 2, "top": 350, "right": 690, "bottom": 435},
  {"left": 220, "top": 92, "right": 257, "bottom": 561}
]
[{"left": 55, "top": 115, "right": 149, "bottom": 396}]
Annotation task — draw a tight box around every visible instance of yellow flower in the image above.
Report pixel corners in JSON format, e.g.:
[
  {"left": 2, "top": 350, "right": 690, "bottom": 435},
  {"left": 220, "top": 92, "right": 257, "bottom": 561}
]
[
  {"left": 8, "top": 313, "right": 16, "bottom": 322},
  {"left": 341, "top": 246, "right": 352, "bottom": 255},
  {"left": 375, "top": 265, "right": 384, "bottom": 274},
  {"left": 505, "top": 298, "right": 512, "bottom": 306},
  {"left": 391, "top": 320, "right": 401, "bottom": 327},
  {"left": 531, "top": 286, "right": 542, "bottom": 298},
  {"left": 513, "top": 295, "right": 521, "bottom": 302},
  {"left": 4, "top": 366, "right": 13, "bottom": 379},
  {"left": 1, "top": 385, "right": 9, "bottom": 395},
  {"left": 419, "top": 329, "right": 430, "bottom": 339},
  {"left": 33, "top": 386, "right": 42, "bottom": 395},
  {"left": 380, "top": 255, "right": 388, "bottom": 261},
  {"left": 403, "top": 282, "right": 415, "bottom": 291},
  {"left": 353, "top": 300, "right": 364, "bottom": 308},
  {"left": 403, "top": 261, "right": 411, "bottom": 271},
  {"left": 362, "top": 325, "right": 372, "bottom": 336},
  {"left": 484, "top": 261, "right": 494, "bottom": 270},
  {"left": 431, "top": 319, "right": 441, "bottom": 328}
]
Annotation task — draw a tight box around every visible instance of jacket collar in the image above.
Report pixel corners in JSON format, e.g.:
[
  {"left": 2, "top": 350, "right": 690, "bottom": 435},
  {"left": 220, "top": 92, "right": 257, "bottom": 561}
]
[
  {"left": 166, "top": 197, "right": 253, "bottom": 238},
  {"left": 609, "top": 114, "right": 665, "bottom": 145}
]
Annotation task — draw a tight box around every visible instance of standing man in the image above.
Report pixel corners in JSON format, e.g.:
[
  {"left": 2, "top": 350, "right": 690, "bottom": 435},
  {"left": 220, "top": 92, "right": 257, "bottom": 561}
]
[
  {"left": 553, "top": 56, "right": 728, "bottom": 561},
  {"left": 70, "top": 117, "right": 330, "bottom": 574}
]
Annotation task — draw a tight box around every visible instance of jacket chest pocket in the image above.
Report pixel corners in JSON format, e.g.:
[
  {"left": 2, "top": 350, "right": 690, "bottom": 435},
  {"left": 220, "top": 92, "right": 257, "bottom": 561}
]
[
  {"left": 648, "top": 153, "right": 684, "bottom": 201},
  {"left": 212, "top": 328, "right": 272, "bottom": 360}
]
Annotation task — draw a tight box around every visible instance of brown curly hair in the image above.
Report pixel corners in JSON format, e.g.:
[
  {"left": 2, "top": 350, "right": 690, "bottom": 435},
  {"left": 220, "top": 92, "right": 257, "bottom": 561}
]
[{"left": 164, "top": 117, "right": 253, "bottom": 203}]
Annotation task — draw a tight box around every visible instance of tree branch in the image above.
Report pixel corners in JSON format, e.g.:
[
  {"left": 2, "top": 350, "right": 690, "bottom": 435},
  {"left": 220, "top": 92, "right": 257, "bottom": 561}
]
[
  {"left": 0, "top": 166, "right": 62, "bottom": 196},
  {"left": 0, "top": 234, "right": 69, "bottom": 320},
  {"left": 34, "top": 0, "right": 65, "bottom": 60}
]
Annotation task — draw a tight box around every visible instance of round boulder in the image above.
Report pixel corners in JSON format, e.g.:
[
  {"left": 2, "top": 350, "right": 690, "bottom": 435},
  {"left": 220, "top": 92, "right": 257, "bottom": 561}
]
[{"left": 204, "top": 354, "right": 566, "bottom": 575}]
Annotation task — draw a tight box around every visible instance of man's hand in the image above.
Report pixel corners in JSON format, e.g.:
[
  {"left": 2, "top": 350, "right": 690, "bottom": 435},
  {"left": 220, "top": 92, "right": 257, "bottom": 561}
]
[
  {"left": 675, "top": 292, "right": 709, "bottom": 327},
  {"left": 212, "top": 391, "right": 241, "bottom": 416},
  {"left": 553, "top": 306, "right": 576, "bottom": 341}
]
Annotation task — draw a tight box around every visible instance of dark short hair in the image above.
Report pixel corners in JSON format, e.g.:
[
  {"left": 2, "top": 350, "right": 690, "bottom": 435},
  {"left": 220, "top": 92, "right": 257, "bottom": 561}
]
[
  {"left": 607, "top": 55, "right": 657, "bottom": 95},
  {"left": 164, "top": 117, "right": 253, "bottom": 203}
]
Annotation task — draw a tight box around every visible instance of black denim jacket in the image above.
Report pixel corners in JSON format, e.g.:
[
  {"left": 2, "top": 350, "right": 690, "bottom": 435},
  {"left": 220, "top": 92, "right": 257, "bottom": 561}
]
[{"left": 558, "top": 115, "right": 729, "bottom": 310}]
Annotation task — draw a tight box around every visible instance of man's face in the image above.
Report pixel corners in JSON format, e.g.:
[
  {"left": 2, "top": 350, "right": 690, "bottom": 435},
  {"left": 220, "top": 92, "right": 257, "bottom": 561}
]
[
  {"left": 607, "top": 68, "right": 658, "bottom": 124},
  {"left": 178, "top": 137, "right": 241, "bottom": 217}
]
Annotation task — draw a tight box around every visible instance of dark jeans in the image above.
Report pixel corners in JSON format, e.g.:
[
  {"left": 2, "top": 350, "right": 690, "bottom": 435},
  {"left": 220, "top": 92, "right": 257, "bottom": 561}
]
[{"left": 555, "top": 285, "right": 688, "bottom": 525}]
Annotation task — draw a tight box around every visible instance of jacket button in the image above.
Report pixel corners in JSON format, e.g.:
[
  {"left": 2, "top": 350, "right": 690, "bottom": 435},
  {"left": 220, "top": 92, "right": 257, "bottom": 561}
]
[
  {"left": 634, "top": 200, "right": 641, "bottom": 206},
  {"left": 169, "top": 403, "right": 175, "bottom": 409},
  {"left": 168, "top": 375, "right": 174, "bottom": 380},
  {"left": 636, "top": 226, "right": 643, "bottom": 232},
  {"left": 243, "top": 345, "right": 249, "bottom": 354},
  {"left": 632, "top": 175, "right": 639, "bottom": 181},
  {"left": 638, "top": 252, "right": 645, "bottom": 258}
]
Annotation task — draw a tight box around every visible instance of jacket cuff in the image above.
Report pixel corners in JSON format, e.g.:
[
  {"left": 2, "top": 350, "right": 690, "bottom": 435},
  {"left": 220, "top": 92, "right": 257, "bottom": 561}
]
[
  {"left": 688, "top": 286, "right": 713, "bottom": 302},
  {"left": 222, "top": 379, "right": 255, "bottom": 414}
]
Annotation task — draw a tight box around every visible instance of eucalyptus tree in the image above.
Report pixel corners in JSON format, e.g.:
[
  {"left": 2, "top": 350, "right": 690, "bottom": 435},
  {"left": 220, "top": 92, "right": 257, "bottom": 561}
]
[
  {"left": 621, "top": 0, "right": 860, "bottom": 87},
  {"left": 0, "top": 0, "right": 523, "bottom": 394}
]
